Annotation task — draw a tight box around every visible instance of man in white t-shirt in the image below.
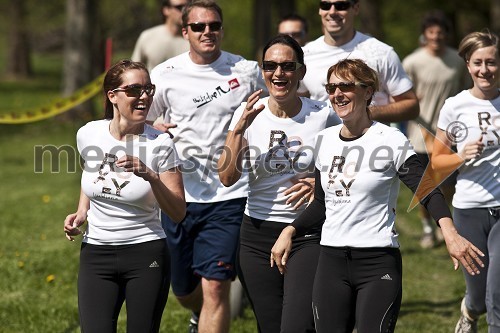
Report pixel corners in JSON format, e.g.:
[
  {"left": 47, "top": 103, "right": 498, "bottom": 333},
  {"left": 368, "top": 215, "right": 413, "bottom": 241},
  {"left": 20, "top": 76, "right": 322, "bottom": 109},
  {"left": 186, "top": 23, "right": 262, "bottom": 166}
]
[
  {"left": 300, "top": 0, "right": 419, "bottom": 123},
  {"left": 131, "top": 0, "right": 190, "bottom": 70},
  {"left": 146, "top": 1, "right": 266, "bottom": 333}
]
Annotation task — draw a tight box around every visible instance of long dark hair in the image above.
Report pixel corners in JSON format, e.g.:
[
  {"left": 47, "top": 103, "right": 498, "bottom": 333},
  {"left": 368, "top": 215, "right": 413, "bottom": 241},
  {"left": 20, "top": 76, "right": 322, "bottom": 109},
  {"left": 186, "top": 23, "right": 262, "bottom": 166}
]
[{"left": 103, "top": 60, "right": 149, "bottom": 119}]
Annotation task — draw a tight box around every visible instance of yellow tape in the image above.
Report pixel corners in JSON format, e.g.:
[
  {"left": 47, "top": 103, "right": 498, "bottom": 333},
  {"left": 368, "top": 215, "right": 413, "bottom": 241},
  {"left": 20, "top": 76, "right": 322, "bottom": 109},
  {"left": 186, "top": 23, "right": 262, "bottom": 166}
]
[{"left": 0, "top": 73, "right": 105, "bottom": 124}]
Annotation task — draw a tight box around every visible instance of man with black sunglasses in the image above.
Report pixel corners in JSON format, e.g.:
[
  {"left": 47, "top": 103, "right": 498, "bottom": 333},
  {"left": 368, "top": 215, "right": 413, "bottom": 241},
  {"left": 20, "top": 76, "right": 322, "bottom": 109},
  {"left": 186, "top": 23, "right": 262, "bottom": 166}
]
[
  {"left": 300, "top": 0, "right": 419, "bottom": 124},
  {"left": 146, "top": 1, "right": 267, "bottom": 333},
  {"left": 131, "top": 0, "right": 190, "bottom": 70}
]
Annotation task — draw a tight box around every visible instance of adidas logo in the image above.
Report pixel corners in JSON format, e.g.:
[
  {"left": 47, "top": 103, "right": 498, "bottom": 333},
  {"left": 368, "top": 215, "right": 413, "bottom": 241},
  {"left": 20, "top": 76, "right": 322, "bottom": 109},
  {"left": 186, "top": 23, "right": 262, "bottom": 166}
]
[
  {"left": 149, "top": 261, "right": 160, "bottom": 268},
  {"left": 381, "top": 274, "right": 392, "bottom": 281}
]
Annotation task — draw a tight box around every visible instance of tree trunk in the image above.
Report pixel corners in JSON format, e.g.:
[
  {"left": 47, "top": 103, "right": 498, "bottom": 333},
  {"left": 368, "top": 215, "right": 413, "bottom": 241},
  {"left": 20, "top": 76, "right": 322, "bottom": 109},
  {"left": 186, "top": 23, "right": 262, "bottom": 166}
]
[
  {"left": 358, "top": 0, "right": 383, "bottom": 40},
  {"left": 276, "top": 0, "right": 296, "bottom": 18},
  {"left": 61, "top": 0, "right": 99, "bottom": 121},
  {"left": 253, "top": 0, "right": 272, "bottom": 62},
  {"left": 6, "top": 0, "right": 32, "bottom": 78},
  {"left": 491, "top": 0, "right": 500, "bottom": 36}
]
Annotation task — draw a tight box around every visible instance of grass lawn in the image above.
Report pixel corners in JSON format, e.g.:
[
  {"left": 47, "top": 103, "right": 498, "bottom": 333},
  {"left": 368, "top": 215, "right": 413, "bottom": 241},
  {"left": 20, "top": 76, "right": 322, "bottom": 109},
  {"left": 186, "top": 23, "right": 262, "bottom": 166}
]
[{"left": 0, "top": 53, "right": 489, "bottom": 332}]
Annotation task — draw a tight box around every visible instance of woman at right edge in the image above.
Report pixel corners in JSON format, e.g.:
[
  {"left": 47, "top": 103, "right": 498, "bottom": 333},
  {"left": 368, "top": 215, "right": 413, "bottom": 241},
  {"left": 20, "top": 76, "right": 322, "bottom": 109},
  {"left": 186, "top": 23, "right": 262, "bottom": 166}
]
[
  {"left": 432, "top": 30, "right": 500, "bottom": 333},
  {"left": 271, "top": 58, "right": 484, "bottom": 333}
]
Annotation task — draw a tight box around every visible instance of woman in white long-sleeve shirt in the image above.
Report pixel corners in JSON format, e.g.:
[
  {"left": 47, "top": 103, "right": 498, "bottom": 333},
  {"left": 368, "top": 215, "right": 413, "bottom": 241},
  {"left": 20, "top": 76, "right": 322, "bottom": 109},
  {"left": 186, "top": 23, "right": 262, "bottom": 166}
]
[{"left": 271, "top": 58, "right": 484, "bottom": 333}]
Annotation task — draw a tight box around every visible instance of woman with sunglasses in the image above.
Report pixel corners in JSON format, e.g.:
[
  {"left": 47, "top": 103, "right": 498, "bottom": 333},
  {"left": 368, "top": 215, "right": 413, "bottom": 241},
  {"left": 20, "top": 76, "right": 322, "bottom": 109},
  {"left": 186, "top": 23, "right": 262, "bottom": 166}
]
[
  {"left": 218, "top": 34, "right": 340, "bottom": 332},
  {"left": 270, "top": 58, "right": 484, "bottom": 332},
  {"left": 432, "top": 31, "right": 500, "bottom": 333},
  {"left": 63, "top": 59, "right": 185, "bottom": 333}
]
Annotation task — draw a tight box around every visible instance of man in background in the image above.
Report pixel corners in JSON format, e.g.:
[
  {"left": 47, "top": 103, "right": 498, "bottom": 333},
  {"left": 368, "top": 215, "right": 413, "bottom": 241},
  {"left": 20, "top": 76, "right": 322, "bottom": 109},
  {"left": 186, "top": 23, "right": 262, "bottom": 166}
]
[
  {"left": 403, "top": 10, "right": 471, "bottom": 248},
  {"left": 300, "top": 0, "right": 419, "bottom": 123},
  {"left": 131, "top": 0, "right": 190, "bottom": 70},
  {"left": 277, "top": 13, "right": 309, "bottom": 46}
]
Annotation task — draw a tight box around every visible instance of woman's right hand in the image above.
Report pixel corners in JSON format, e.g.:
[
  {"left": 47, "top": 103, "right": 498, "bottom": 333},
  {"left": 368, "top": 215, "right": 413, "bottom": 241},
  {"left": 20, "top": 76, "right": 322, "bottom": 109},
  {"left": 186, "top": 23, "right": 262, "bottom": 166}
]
[
  {"left": 459, "top": 134, "right": 484, "bottom": 162},
  {"left": 270, "top": 226, "right": 296, "bottom": 274},
  {"left": 233, "top": 90, "right": 265, "bottom": 133},
  {"left": 63, "top": 212, "right": 86, "bottom": 241}
]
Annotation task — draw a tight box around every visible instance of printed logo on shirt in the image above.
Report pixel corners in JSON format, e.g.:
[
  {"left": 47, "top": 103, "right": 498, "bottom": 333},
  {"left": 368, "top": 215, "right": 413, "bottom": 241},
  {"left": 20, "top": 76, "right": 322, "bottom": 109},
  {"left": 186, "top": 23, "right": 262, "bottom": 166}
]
[
  {"left": 260, "top": 130, "right": 306, "bottom": 175},
  {"left": 192, "top": 84, "right": 231, "bottom": 109},
  {"left": 327, "top": 155, "right": 355, "bottom": 197},
  {"left": 149, "top": 261, "right": 160, "bottom": 268},
  {"left": 93, "top": 153, "right": 130, "bottom": 198},
  {"left": 228, "top": 78, "right": 240, "bottom": 89},
  {"left": 477, "top": 112, "right": 500, "bottom": 148}
]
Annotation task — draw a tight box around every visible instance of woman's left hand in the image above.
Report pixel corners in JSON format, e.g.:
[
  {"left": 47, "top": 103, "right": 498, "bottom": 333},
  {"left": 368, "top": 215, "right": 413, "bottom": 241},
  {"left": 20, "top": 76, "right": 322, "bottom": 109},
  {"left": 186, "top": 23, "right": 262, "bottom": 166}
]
[
  {"left": 440, "top": 218, "right": 485, "bottom": 276},
  {"left": 115, "top": 155, "right": 157, "bottom": 182},
  {"left": 284, "top": 177, "right": 314, "bottom": 210}
]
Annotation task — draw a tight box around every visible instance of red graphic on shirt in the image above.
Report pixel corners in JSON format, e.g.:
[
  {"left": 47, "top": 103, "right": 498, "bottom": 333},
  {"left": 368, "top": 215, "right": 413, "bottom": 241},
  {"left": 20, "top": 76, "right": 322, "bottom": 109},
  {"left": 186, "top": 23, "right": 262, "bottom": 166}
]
[{"left": 228, "top": 78, "right": 240, "bottom": 89}]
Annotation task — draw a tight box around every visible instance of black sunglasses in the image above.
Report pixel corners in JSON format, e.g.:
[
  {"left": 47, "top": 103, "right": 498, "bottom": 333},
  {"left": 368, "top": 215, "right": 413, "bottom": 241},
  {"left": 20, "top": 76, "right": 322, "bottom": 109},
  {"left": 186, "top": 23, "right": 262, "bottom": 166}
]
[
  {"left": 186, "top": 21, "right": 223, "bottom": 33},
  {"left": 170, "top": 4, "right": 185, "bottom": 11},
  {"left": 319, "top": 1, "right": 354, "bottom": 11},
  {"left": 112, "top": 84, "right": 156, "bottom": 97},
  {"left": 325, "top": 82, "right": 367, "bottom": 94},
  {"left": 262, "top": 61, "right": 303, "bottom": 72}
]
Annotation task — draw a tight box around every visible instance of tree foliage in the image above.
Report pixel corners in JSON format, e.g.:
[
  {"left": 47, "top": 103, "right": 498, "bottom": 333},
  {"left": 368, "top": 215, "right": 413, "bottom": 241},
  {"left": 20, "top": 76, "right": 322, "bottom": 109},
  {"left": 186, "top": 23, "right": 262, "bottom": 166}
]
[{"left": 0, "top": 0, "right": 495, "bottom": 79}]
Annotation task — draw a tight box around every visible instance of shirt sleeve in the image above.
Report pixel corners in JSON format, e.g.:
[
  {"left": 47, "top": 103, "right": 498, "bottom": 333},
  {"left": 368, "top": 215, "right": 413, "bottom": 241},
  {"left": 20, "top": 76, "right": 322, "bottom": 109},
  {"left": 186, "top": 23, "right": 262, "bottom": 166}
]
[
  {"left": 291, "top": 167, "right": 326, "bottom": 236},
  {"left": 397, "top": 154, "right": 452, "bottom": 225}
]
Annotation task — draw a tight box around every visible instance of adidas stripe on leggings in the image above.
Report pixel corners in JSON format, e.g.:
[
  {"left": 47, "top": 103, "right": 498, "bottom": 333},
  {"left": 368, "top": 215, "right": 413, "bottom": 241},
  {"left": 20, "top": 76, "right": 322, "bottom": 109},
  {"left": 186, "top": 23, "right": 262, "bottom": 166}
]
[
  {"left": 312, "top": 246, "right": 402, "bottom": 333},
  {"left": 78, "top": 239, "right": 170, "bottom": 333}
]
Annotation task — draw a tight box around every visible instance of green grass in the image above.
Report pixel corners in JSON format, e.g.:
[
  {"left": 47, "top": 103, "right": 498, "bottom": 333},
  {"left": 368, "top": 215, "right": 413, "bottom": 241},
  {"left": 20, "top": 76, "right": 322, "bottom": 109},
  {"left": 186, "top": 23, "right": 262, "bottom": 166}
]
[{"left": 0, "top": 53, "right": 489, "bottom": 332}]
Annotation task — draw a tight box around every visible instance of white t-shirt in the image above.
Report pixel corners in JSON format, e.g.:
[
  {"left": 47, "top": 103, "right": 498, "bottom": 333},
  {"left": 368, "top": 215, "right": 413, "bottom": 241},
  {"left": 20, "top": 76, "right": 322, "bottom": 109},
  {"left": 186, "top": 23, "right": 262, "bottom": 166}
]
[
  {"left": 315, "top": 122, "right": 415, "bottom": 248},
  {"left": 437, "top": 90, "right": 500, "bottom": 209},
  {"left": 229, "top": 96, "right": 340, "bottom": 223},
  {"left": 148, "top": 51, "right": 267, "bottom": 203},
  {"left": 131, "top": 25, "right": 189, "bottom": 71},
  {"left": 300, "top": 32, "right": 413, "bottom": 105},
  {"left": 77, "top": 120, "right": 180, "bottom": 245}
]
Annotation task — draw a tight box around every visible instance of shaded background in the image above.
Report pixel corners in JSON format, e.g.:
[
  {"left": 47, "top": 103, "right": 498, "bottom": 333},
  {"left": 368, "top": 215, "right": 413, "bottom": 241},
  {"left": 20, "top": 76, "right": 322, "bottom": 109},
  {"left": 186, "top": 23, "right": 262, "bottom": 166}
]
[{"left": 0, "top": 0, "right": 497, "bottom": 122}]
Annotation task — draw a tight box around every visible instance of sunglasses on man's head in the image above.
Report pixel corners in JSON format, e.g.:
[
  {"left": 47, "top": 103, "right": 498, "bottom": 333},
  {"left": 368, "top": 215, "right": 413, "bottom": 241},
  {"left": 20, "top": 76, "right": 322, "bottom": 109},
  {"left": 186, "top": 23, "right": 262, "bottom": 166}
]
[
  {"left": 261, "top": 61, "right": 303, "bottom": 72},
  {"left": 325, "top": 82, "right": 367, "bottom": 94},
  {"left": 112, "top": 84, "right": 156, "bottom": 97},
  {"left": 186, "top": 21, "right": 223, "bottom": 33},
  {"left": 319, "top": 1, "right": 354, "bottom": 11}
]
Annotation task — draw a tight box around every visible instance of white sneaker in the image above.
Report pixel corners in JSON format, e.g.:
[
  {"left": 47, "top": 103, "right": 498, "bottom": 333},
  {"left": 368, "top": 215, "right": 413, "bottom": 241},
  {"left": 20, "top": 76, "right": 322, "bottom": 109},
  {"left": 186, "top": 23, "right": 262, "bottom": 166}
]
[
  {"left": 420, "top": 232, "right": 435, "bottom": 249},
  {"left": 454, "top": 298, "right": 478, "bottom": 333}
]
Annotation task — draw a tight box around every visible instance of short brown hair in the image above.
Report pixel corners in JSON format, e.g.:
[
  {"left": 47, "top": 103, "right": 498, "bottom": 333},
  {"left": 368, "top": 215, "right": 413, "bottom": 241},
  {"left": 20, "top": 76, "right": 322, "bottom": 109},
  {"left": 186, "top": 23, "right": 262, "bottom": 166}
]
[
  {"left": 182, "top": 0, "right": 223, "bottom": 27},
  {"left": 458, "top": 30, "right": 499, "bottom": 63},
  {"left": 327, "top": 58, "right": 379, "bottom": 105}
]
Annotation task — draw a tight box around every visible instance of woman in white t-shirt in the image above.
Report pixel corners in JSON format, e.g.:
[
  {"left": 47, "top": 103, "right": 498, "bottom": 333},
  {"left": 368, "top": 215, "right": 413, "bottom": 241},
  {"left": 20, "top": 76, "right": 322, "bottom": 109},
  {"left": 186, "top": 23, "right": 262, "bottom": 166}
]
[
  {"left": 271, "top": 58, "right": 484, "bottom": 332},
  {"left": 218, "top": 34, "right": 340, "bottom": 332},
  {"left": 63, "top": 60, "right": 185, "bottom": 333},
  {"left": 432, "top": 31, "right": 500, "bottom": 333}
]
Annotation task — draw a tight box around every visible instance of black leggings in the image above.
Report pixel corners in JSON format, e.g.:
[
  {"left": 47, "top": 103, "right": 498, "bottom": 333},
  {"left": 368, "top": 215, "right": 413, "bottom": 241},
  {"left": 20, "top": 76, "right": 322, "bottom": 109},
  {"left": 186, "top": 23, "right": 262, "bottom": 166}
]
[
  {"left": 238, "top": 214, "right": 320, "bottom": 333},
  {"left": 78, "top": 239, "right": 170, "bottom": 333},
  {"left": 312, "top": 246, "right": 402, "bottom": 333}
]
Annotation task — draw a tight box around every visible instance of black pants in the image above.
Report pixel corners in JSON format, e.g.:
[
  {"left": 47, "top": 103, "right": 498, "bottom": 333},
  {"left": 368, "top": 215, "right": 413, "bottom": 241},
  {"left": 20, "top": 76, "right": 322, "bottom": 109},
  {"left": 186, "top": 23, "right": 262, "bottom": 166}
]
[
  {"left": 78, "top": 239, "right": 170, "bottom": 333},
  {"left": 312, "top": 246, "right": 402, "bottom": 333},
  {"left": 238, "top": 214, "right": 320, "bottom": 333}
]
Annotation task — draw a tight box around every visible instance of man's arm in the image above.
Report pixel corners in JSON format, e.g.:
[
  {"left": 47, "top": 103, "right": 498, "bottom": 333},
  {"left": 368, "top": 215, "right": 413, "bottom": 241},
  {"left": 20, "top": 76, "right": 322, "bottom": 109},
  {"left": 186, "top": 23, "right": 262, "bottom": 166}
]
[{"left": 369, "top": 88, "right": 419, "bottom": 123}]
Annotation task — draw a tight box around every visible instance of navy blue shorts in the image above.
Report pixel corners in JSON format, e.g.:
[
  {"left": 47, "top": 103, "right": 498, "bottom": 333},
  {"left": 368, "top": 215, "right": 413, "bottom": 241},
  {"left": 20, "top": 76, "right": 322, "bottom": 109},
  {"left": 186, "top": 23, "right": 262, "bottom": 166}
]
[{"left": 161, "top": 197, "right": 246, "bottom": 296}]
